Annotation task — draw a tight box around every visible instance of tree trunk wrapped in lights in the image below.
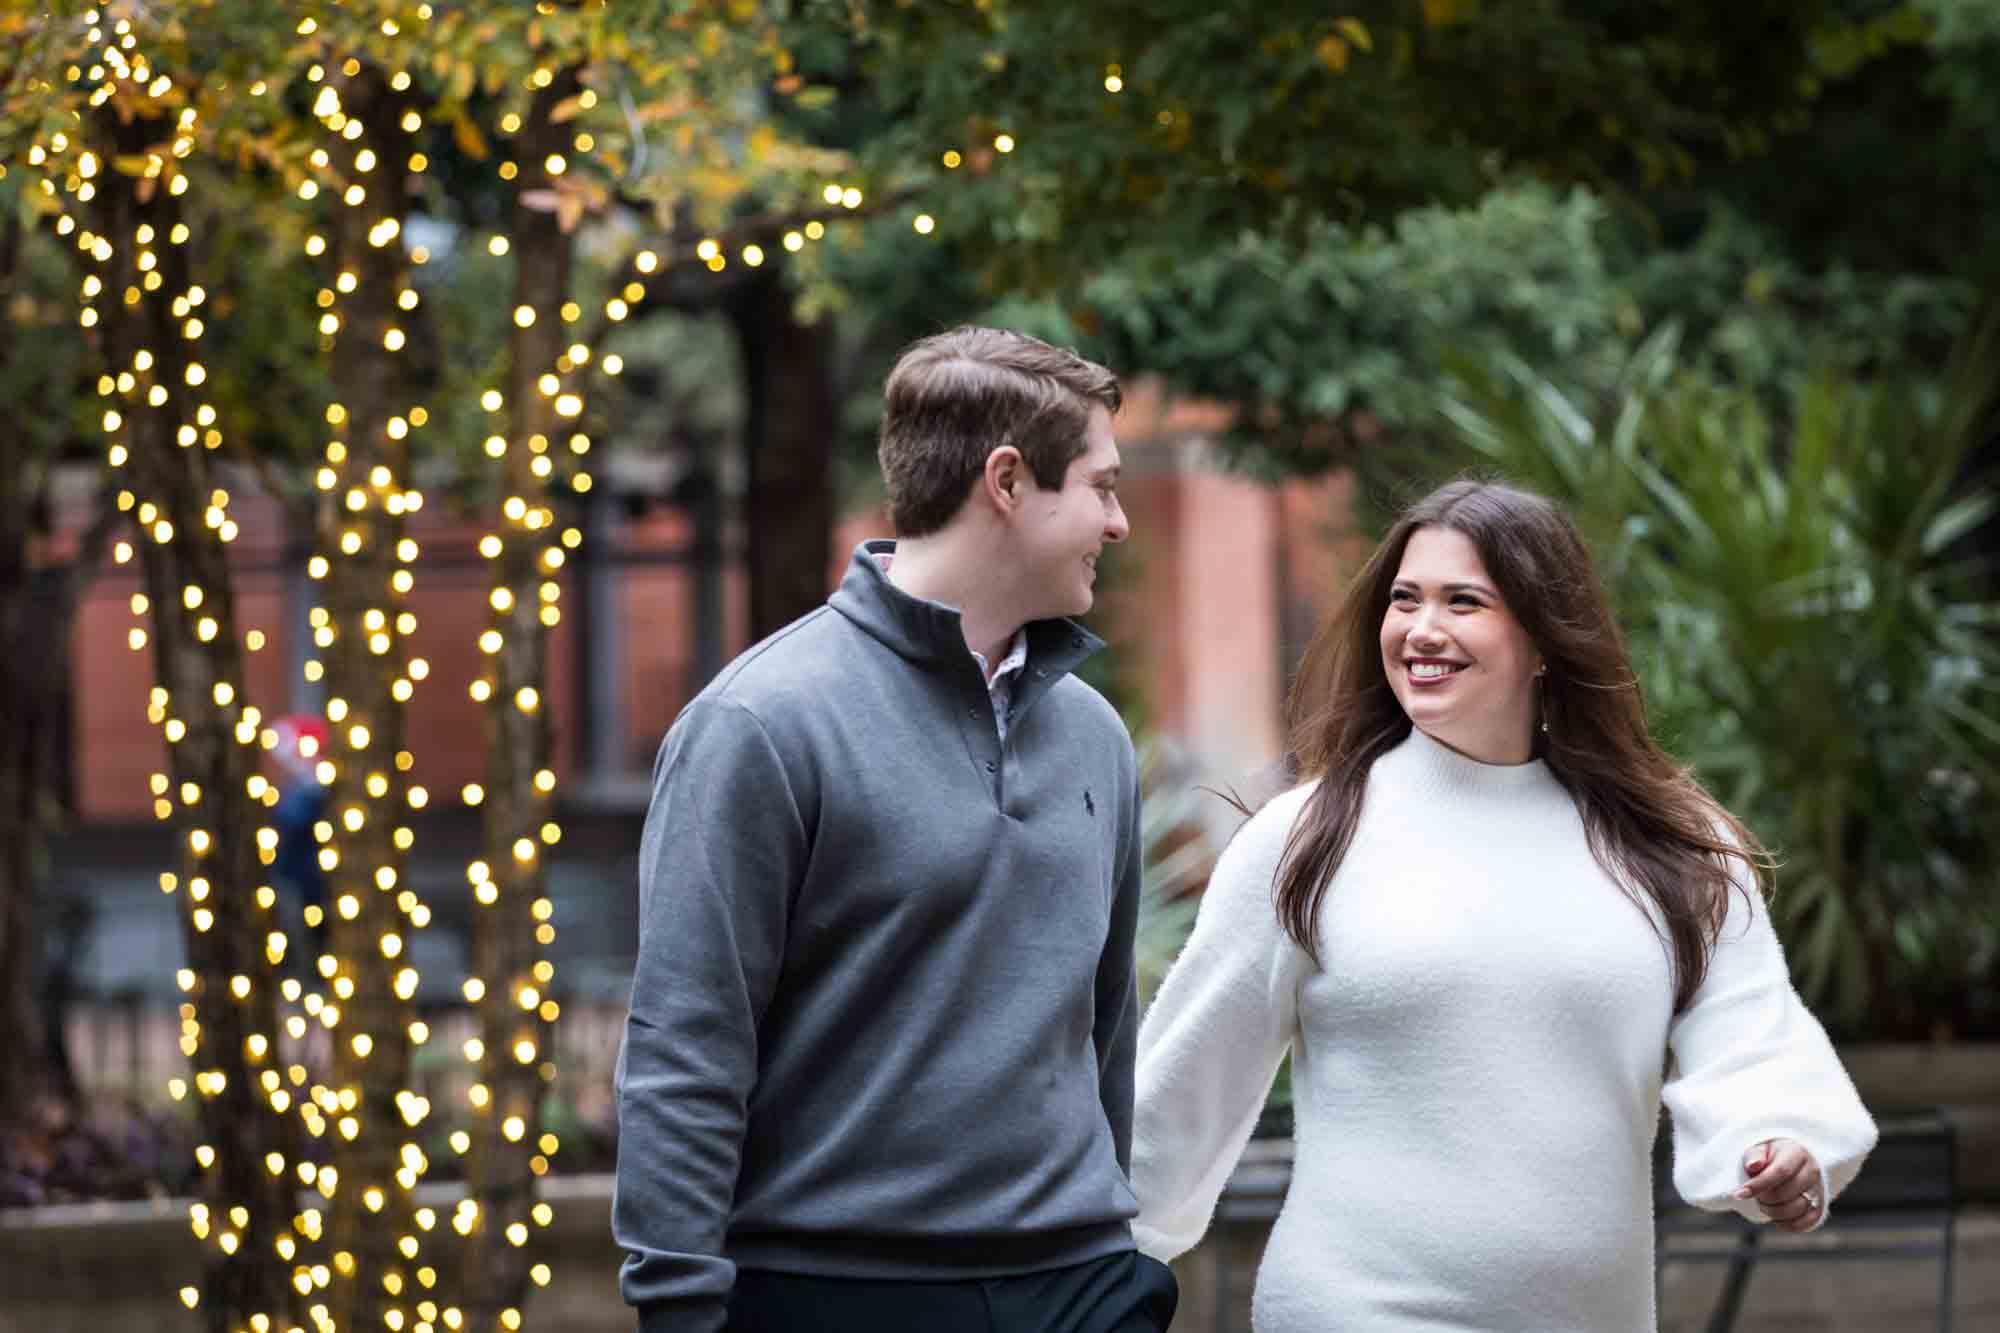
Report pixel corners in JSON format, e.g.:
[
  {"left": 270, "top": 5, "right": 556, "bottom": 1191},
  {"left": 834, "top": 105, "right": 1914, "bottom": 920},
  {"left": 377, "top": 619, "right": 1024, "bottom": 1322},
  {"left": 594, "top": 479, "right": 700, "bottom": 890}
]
[
  {"left": 81, "top": 99, "right": 302, "bottom": 1333},
  {"left": 461, "top": 66, "right": 585, "bottom": 1333},
  {"left": 303, "top": 57, "right": 438, "bottom": 1333},
  {"left": 0, "top": 200, "right": 103, "bottom": 1125}
]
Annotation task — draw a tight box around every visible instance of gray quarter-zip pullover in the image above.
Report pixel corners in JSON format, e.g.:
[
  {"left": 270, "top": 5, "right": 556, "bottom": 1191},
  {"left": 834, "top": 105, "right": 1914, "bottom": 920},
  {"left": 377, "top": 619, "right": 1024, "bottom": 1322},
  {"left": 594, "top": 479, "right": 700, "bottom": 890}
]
[{"left": 614, "top": 541, "right": 1144, "bottom": 1332}]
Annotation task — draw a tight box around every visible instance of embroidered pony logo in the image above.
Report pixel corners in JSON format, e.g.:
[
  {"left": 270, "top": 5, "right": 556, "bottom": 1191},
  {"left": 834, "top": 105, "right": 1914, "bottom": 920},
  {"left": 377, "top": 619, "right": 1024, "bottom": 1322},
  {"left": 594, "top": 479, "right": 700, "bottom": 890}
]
[{"left": 1084, "top": 789, "right": 1095, "bottom": 817}]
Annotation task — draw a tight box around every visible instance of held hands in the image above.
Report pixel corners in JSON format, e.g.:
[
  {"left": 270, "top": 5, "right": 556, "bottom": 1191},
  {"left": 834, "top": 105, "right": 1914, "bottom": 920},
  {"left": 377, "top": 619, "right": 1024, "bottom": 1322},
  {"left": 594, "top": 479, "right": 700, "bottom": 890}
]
[{"left": 1734, "top": 1138, "right": 1824, "bottom": 1232}]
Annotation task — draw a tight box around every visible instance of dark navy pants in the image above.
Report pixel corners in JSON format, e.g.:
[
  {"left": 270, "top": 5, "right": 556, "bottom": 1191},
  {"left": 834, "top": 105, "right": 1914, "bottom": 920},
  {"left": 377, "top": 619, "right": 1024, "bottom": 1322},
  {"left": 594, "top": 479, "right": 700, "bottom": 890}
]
[{"left": 724, "top": 1250, "right": 1179, "bottom": 1333}]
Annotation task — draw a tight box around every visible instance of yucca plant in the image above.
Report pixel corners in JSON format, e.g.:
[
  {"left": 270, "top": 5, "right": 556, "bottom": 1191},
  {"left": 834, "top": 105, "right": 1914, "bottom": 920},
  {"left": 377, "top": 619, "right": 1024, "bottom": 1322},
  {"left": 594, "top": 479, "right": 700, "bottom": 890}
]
[{"left": 1431, "top": 314, "right": 2000, "bottom": 1038}]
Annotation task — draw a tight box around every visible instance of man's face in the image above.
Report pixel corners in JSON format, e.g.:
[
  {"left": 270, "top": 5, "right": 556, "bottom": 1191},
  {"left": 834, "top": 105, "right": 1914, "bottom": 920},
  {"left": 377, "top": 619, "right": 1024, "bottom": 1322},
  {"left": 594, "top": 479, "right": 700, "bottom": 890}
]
[{"left": 1013, "top": 405, "right": 1129, "bottom": 620}]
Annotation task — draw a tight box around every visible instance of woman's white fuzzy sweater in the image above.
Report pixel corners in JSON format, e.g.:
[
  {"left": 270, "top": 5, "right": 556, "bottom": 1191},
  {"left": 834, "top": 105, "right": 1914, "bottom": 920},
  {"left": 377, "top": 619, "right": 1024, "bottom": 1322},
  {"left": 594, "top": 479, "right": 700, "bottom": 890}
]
[{"left": 1131, "top": 727, "right": 1877, "bottom": 1332}]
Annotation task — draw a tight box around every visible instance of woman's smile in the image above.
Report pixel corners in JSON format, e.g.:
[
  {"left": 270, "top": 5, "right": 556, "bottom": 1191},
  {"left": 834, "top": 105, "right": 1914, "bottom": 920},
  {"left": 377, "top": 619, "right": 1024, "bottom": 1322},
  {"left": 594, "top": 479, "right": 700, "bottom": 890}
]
[{"left": 1405, "top": 658, "right": 1466, "bottom": 684}]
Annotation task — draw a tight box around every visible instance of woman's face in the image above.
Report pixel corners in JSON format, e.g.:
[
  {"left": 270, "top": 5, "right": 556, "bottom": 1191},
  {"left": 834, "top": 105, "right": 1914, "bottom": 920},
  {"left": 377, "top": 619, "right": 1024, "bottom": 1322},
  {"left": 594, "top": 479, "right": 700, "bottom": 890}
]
[{"left": 1379, "top": 525, "right": 1544, "bottom": 765}]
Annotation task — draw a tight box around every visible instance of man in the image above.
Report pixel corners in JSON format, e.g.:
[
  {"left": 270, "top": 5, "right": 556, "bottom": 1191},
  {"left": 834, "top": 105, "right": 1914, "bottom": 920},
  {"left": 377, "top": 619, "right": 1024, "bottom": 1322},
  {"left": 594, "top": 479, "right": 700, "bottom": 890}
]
[{"left": 614, "top": 326, "right": 1176, "bottom": 1332}]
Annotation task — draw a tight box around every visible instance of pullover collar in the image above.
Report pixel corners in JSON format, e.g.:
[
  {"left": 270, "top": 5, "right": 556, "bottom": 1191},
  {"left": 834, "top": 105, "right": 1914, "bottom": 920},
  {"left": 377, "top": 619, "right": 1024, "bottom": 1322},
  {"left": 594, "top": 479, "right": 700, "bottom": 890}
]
[{"left": 829, "top": 539, "right": 1104, "bottom": 723}]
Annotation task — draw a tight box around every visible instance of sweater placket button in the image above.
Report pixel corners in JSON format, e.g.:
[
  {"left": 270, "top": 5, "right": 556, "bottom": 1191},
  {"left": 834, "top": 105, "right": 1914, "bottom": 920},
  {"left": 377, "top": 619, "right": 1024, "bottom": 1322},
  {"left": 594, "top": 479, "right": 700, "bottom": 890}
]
[{"left": 984, "top": 761, "right": 997, "bottom": 773}]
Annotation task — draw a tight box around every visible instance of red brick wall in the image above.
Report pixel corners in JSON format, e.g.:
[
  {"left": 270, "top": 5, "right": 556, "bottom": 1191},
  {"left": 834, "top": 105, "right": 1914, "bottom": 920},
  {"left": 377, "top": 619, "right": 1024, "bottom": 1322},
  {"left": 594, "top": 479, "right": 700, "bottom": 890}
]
[{"left": 64, "top": 391, "right": 1364, "bottom": 818}]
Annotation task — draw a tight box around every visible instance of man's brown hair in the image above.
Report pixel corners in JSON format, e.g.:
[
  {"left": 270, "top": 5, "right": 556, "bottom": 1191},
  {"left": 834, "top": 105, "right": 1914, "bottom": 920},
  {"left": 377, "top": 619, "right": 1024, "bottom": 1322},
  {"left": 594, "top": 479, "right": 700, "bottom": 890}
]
[{"left": 878, "top": 326, "right": 1121, "bottom": 537}]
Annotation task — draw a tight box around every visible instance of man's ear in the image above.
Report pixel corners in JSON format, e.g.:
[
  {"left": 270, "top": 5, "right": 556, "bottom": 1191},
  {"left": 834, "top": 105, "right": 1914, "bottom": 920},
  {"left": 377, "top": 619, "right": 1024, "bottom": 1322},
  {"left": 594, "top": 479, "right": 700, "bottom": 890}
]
[{"left": 982, "top": 446, "right": 1025, "bottom": 514}]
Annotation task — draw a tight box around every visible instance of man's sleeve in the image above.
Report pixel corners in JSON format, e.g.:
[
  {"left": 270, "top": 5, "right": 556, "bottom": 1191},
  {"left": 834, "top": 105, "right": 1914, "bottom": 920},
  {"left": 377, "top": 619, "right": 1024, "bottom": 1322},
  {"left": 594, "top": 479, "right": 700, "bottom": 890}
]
[
  {"left": 1093, "top": 751, "right": 1144, "bottom": 1173},
  {"left": 613, "top": 698, "right": 809, "bottom": 1333}
]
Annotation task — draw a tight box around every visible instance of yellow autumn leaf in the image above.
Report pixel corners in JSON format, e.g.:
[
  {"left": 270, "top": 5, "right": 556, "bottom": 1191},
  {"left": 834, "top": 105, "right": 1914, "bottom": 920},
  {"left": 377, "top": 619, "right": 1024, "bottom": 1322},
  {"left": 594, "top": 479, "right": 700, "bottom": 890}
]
[
  {"left": 689, "top": 166, "right": 748, "bottom": 201},
  {"left": 1316, "top": 34, "right": 1349, "bottom": 72},
  {"left": 453, "top": 113, "right": 489, "bottom": 161},
  {"left": 1337, "top": 18, "right": 1373, "bottom": 52},
  {"left": 549, "top": 95, "right": 587, "bottom": 124}
]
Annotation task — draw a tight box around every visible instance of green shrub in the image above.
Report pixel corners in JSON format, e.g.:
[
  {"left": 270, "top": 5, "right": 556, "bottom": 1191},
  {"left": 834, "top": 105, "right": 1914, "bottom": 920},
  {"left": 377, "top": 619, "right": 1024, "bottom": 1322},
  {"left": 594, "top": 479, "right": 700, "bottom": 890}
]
[{"left": 1432, "top": 319, "right": 2000, "bottom": 1038}]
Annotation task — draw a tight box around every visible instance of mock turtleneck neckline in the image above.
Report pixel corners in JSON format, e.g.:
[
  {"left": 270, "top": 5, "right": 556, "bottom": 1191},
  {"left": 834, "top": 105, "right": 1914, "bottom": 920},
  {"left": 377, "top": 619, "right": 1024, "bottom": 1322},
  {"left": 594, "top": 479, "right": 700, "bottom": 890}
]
[{"left": 1388, "top": 722, "right": 1556, "bottom": 798}]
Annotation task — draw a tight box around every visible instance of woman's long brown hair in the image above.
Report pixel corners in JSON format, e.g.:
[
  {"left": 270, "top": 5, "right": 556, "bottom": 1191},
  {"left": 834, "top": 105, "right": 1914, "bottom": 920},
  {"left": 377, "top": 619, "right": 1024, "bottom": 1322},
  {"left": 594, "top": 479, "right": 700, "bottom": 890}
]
[{"left": 1276, "top": 479, "right": 1770, "bottom": 1013}]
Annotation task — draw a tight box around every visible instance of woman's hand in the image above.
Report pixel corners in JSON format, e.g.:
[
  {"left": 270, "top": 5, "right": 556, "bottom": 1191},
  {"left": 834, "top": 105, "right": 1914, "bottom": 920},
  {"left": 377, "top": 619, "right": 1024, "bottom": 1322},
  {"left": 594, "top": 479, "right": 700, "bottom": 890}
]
[{"left": 1733, "top": 1138, "right": 1823, "bottom": 1232}]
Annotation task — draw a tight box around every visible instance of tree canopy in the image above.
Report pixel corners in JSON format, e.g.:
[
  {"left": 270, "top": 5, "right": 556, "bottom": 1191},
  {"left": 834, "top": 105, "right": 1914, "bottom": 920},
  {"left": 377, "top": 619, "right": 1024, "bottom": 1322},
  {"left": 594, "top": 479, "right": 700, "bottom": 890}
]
[{"left": 847, "top": 0, "right": 1899, "bottom": 286}]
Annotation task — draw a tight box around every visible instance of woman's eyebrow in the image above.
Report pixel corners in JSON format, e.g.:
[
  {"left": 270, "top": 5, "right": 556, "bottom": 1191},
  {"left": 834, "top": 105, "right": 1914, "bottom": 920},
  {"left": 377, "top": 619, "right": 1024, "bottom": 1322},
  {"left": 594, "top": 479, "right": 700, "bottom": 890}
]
[{"left": 1392, "top": 578, "right": 1496, "bottom": 597}]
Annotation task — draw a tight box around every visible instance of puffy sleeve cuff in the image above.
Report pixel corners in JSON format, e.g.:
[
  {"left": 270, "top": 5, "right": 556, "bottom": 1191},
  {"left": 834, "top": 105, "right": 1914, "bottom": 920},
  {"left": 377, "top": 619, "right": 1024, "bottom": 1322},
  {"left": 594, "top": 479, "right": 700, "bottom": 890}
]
[{"left": 1663, "top": 879, "right": 1877, "bottom": 1222}]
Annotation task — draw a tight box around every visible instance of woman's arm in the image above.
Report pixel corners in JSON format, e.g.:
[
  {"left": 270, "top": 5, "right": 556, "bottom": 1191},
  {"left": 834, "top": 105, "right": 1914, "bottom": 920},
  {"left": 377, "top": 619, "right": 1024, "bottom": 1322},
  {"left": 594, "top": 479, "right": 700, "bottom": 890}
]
[
  {"left": 1131, "top": 787, "right": 1312, "bottom": 1260},
  {"left": 1663, "top": 876, "right": 1877, "bottom": 1230}
]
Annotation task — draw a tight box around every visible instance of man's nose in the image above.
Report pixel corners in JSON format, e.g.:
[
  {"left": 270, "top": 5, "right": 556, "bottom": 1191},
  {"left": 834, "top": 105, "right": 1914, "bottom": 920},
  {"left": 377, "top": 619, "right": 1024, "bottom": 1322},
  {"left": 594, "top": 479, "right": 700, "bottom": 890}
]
[{"left": 1104, "top": 497, "right": 1130, "bottom": 543}]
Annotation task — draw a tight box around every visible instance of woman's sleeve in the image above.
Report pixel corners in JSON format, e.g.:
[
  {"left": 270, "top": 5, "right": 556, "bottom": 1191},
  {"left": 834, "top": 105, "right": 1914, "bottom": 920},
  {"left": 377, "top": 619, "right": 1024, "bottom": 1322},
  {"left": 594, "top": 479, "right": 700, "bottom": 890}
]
[
  {"left": 1130, "top": 789, "right": 1310, "bottom": 1262},
  {"left": 1663, "top": 875, "right": 1878, "bottom": 1228}
]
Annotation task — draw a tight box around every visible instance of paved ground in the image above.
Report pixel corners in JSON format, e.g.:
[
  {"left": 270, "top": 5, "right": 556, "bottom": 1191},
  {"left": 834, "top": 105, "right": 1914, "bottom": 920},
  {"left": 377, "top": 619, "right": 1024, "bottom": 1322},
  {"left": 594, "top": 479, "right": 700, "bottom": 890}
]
[{"left": 5, "top": 1179, "right": 1994, "bottom": 1333}]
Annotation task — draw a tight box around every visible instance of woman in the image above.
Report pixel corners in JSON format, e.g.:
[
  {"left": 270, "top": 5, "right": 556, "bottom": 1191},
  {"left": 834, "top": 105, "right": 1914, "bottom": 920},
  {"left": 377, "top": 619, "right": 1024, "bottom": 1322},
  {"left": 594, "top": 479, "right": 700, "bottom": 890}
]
[{"left": 1130, "top": 480, "right": 1876, "bottom": 1331}]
